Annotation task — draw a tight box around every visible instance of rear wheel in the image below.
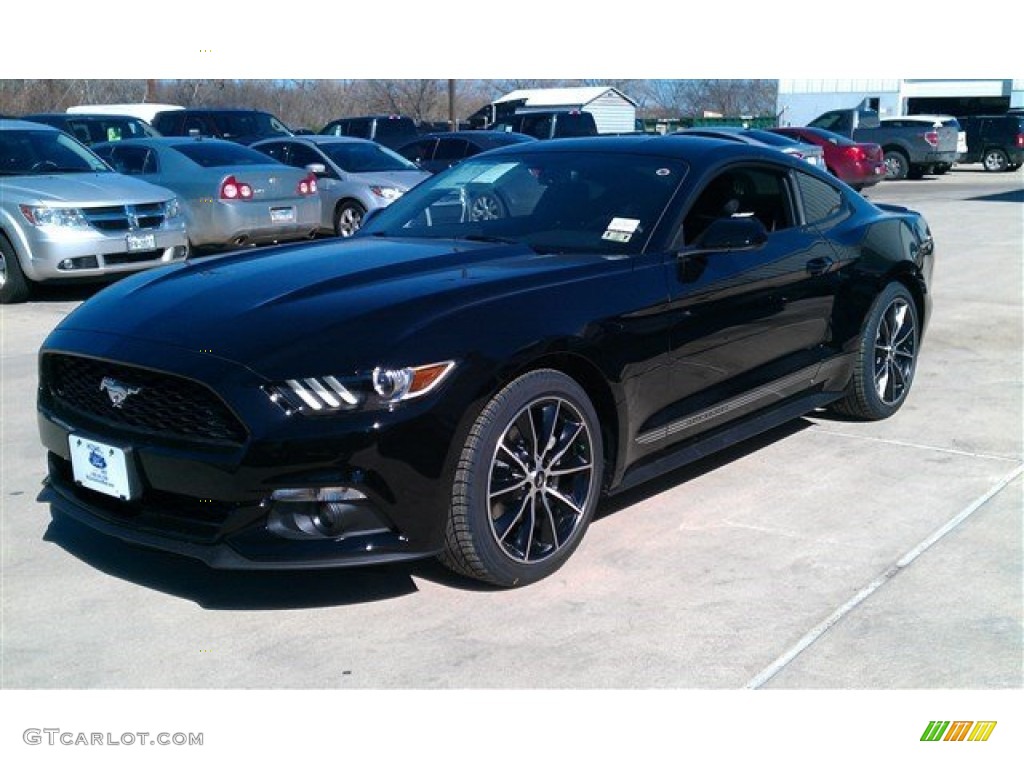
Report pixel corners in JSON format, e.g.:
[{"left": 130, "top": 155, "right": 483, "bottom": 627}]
[
  {"left": 440, "top": 369, "right": 603, "bottom": 587},
  {"left": 883, "top": 150, "right": 909, "bottom": 180},
  {"left": 0, "top": 235, "right": 31, "bottom": 304},
  {"left": 832, "top": 282, "right": 919, "bottom": 421},
  {"left": 982, "top": 148, "right": 1009, "bottom": 172},
  {"left": 334, "top": 201, "right": 366, "bottom": 237}
]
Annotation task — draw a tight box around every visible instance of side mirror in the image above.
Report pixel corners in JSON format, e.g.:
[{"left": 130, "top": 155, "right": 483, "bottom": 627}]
[{"left": 689, "top": 216, "right": 768, "bottom": 253}]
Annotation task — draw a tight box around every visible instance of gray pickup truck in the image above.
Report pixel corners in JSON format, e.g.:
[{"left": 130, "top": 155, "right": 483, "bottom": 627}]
[{"left": 807, "top": 108, "right": 960, "bottom": 180}]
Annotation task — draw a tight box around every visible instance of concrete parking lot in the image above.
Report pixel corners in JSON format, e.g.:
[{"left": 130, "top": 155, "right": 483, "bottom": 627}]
[{"left": 1, "top": 166, "right": 1020, "bottom": 692}]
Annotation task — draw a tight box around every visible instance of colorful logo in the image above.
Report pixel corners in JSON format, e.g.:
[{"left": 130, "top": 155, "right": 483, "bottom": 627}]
[
  {"left": 88, "top": 447, "right": 108, "bottom": 470},
  {"left": 921, "top": 721, "right": 997, "bottom": 742}
]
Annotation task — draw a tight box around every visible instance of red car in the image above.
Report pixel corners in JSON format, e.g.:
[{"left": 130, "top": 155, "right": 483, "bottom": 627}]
[{"left": 770, "top": 126, "right": 886, "bottom": 191}]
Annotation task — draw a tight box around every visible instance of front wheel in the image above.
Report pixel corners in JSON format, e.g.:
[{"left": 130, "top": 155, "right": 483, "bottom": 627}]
[
  {"left": 832, "top": 282, "right": 919, "bottom": 421},
  {"left": 334, "top": 201, "right": 367, "bottom": 237},
  {"left": 440, "top": 369, "right": 604, "bottom": 587},
  {"left": 0, "top": 235, "right": 31, "bottom": 304},
  {"left": 982, "top": 148, "right": 1009, "bottom": 172},
  {"left": 467, "top": 191, "right": 506, "bottom": 221}
]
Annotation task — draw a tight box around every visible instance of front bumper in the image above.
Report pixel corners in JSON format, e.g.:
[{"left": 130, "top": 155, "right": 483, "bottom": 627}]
[
  {"left": 18, "top": 223, "right": 189, "bottom": 282},
  {"left": 36, "top": 334, "right": 463, "bottom": 570}
]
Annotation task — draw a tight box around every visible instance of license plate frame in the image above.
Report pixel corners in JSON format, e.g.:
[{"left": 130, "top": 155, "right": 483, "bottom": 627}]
[
  {"left": 126, "top": 232, "right": 157, "bottom": 251},
  {"left": 270, "top": 206, "right": 296, "bottom": 223},
  {"left": 68, "top": 435, "right": 139, "bottom": 501}
]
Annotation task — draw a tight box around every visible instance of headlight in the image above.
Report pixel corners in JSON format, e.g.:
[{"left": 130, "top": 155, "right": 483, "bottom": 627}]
[
  {"left": 164, "top": 197, "right": 182, "bottom": 220},
  {"left": 369, "top": 186, "right": 403, "bottom": 201},
  {"left": 19, "top": 205, "right": 89, "bottom": 228},
  {"left": 267, "top": 361, "right": 456, "bottom": 415}
]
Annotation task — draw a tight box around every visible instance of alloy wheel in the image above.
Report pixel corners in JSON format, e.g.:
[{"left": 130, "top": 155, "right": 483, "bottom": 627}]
[
  {"left": 873, "top": 297, "right": 916, "bottom": 405},
  {"left": 486, "top": 396, "right": 595, "bottom": 564}
]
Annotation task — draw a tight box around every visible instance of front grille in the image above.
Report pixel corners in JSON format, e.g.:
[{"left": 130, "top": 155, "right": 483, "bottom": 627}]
[
  {"left": 83, "top": 203, "right": 165, "bottom": 233},
  {"left": 42, "top": 354, "right": 248, "bottom": 445}
]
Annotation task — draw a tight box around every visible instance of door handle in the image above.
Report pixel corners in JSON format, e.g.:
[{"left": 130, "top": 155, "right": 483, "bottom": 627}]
[{"left": 806, "top": 257, "right": 834, "bottom": 276}]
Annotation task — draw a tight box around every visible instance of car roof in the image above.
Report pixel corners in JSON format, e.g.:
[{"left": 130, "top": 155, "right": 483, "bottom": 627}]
[
  {"left": 415, "top": 130, "right": 536, "bottom": 145},
  {"left": 0, "top": 118, "right": 61, "bottom": 131},
  {"left": 93, "top": 136, "right": 241, "bottom": 149},
  {"left": 251, "top": 135, "right": 376, "bottom": 147},
  {"left": 482, "top": 133, "right": 809, "bottom": 166}
]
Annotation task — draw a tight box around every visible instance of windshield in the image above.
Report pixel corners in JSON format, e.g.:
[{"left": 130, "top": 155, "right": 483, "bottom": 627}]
[
  {"left": 0, "top": 129, "right": 110, "bottom": 175},
  {"left": 359, "top": 150, "right": 688, "bottom": 255},
  {"left": 172, "top": 141, "right": 282, "bottom": 168},
  {"left": 219, "top": 112, "right": 291, "bottom": 139},
  {"left": 321, "top": 141, "right": 420, "bottom": 173}
]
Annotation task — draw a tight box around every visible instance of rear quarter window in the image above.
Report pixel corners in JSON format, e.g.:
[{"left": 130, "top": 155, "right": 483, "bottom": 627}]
[{"left": 795, "top": 172, "right": 847, "bottom": 225}]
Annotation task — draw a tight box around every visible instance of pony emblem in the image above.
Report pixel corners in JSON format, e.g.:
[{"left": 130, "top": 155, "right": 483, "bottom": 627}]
[{"left": 100, "top": 377, "right": 141, "bottom": 408}]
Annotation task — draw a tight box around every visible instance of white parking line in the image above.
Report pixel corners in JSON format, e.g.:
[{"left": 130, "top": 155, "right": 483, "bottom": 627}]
[
  {"left": 810, "top": 427, "right": 1022, "bottom": 464},
  {"left": 744, "top": 462, "right": 1023, "bottom": 689}
]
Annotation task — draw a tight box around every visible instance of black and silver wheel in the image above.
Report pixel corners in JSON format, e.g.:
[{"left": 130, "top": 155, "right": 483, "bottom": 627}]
[
  {"left": 441, "top": 369, "right": 603, "bottom": 587},
  {"left": 982, "top": 148, "right": 1009, "bottom": 172},
  {"left": 0, "top": 235, "right": 31, "bottom": 305},
  {"left": 467, "top": 191, "right": 506, "bottom": 222},
  {"left": 832, "top": 282, "right": 919, "bottom": 421},
  {"left": 334, "top": 201, "right": 366, "bottom": 237},
  {"left": 883, "top": 150, "right": 909, "bottom": 180}
]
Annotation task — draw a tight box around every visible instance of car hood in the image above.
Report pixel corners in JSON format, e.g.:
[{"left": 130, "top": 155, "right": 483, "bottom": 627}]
[
  {"left": 2, "top": 172, "right": 175, "bottom": 205},
  {"left": 55, "top": 237, "right": 632, "bottom": 378},
  {"left": 345, "top": 169, "right": 430, "bottom": 190}
]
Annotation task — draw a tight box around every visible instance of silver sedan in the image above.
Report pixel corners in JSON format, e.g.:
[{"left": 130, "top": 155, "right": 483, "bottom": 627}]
[
  {"left": 92, "top": 137, "right": 321, "bottom": 250},
  {"left": 251, "top": 135, "right": 430, "bottom": 237}
]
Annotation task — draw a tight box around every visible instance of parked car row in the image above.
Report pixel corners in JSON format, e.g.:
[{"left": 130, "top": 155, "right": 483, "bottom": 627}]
[{"left": 0, "top": 118, "right": 430, "bottom": 303}]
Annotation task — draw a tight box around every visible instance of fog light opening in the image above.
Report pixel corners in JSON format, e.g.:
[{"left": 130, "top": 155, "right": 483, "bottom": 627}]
[{"left": 268, "top": 486, "right": 386, "bottom": 541}]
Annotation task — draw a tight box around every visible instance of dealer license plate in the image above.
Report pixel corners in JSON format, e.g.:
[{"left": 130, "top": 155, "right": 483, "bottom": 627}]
[
  {"left": 270, "top": 206, "right": 296, "bottom": 223},
  {"left": 126, "top": 232, "right": 156, "bottom": 251},
  {"left": 69, "top": 435, "right": 136, "bottom": 501}
]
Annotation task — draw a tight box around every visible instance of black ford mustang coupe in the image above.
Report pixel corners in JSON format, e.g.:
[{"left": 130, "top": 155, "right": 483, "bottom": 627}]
[{"left": 37, "top": 136, "right": 934, "bottom": 587}]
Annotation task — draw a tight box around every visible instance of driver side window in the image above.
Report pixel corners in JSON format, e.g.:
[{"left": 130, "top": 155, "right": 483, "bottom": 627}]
[{"left": 683, "top": 166, "right": 795, "bottom": 245}]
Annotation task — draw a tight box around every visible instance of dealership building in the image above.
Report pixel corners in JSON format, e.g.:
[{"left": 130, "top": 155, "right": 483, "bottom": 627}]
[{"left": 776, "top": 79, "right": 1024, "bottom": 126}]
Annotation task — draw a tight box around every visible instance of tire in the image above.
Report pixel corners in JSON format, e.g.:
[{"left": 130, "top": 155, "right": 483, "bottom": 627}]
[
  {"left": 467, "top": 191, "right": 506, "bottom": 222},
  {"left": 883, "top": 151, "right": 909, "bottom": 180},
  {"left": 333, "top": 201, "right": 367, "bottom": 237},
  {"left": 440, "top": 369, "right": 604, "bottom": 587},
  {"left": 0, "top": 235, "right": 31, "bottom": 304},
  {"left": 907, "top": 165, "right": 927, "bottom": 180},
  {"left": 982, "top": 148, "right": 1009, "bottom": 172},
  {"left": 832, "top": 282, "right": 919, "bottom": 421}
]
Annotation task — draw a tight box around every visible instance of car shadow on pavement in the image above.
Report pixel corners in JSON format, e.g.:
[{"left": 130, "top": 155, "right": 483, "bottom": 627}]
[
  {"left": 967, "top": 188, "right": 1024, "bottom": 203},
  {"left": 595, "top": 418, "right": 812, "bottom": 520},
  {"left": 41, "top": 510, "right": 431, "bottom": 609}
]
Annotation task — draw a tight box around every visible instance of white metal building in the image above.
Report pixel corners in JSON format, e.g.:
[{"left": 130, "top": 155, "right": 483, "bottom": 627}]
[
  {"left": 494, "top": 87, "right": 638, "bottom": 134},
  {"left": 777, "top": 79, "right": 1024, "bottom": 126}
]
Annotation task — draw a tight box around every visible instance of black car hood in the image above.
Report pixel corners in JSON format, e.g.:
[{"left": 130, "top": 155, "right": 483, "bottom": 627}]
[{"left": 58, "top": 237, "right": 633, "bottom": 379}]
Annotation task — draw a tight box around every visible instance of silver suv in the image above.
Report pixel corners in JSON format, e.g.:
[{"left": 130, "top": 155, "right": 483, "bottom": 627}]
[{"left": 0, "top": 119, "right": 188, "bottom": 304}]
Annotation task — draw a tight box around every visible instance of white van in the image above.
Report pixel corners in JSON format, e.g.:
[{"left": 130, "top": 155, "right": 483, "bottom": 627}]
[{"left": 66, "top": 103, "right": 183, "bottom": 124}]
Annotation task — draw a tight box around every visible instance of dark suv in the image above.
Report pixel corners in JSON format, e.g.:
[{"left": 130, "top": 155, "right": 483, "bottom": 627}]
[
  {"left": 491, "top": 110, "right": 598, "bottom": 140},
  {"left": 957, "top": 114, "right": 1024, "bottom": 171},
  {"left": 318, "top": 115, "right": 418, "bottom": 149},
  {"left": 150, "top": 108, "right": 293, "bottom": 145},
  {"left": 21, "top": 113, "right": 159, "bottom": 145}
]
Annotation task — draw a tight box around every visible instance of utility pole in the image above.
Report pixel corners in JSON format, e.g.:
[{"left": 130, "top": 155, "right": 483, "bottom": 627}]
[{"left": 449, "top": 79, "right": 457, "bottom": 131}]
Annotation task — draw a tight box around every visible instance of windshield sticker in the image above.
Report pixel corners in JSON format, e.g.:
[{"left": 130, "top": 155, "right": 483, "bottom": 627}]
[
  {"left": 602, "top": 230, "right": 632, "bottom": 243},
  {"left": 435, "top": 162, "right": 518, "bottom": 189},
  {"left": 607, "top": 217, "right": 641, "bottom": 234},
  {"left": 656, "top": 168, "right": 672, "bottom": 176}
]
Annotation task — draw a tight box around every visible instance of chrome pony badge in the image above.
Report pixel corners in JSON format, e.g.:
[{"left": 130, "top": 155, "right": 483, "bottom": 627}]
[{"left": 100, "top": 377, "right": 141, "bottom": 408}]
